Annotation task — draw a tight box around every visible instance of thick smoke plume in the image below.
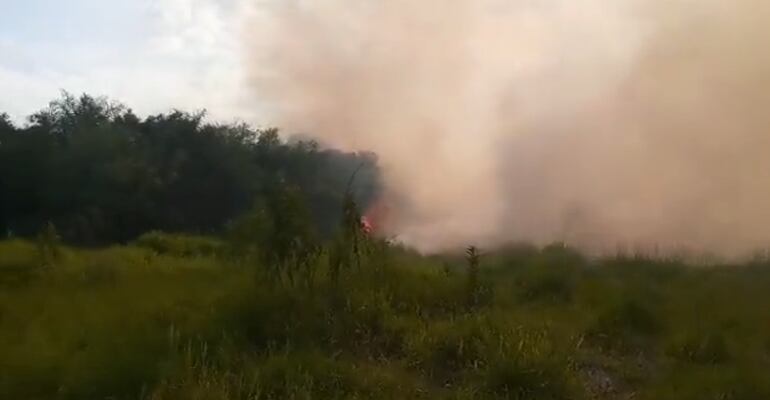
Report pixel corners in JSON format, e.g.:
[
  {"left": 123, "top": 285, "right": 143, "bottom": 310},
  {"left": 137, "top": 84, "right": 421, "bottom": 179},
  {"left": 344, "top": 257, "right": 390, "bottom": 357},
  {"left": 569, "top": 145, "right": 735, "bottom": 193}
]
[{"left": 246, "top": 0, "right": 770, "bottom": 256}]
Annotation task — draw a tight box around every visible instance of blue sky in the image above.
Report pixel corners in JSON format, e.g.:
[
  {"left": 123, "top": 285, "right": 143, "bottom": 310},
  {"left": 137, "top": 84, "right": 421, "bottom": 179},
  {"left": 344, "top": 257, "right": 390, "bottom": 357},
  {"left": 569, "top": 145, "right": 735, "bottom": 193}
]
[
  {"left": 1, "top": 1, "right": 150, "bottom": 46},
  {"left": 0, "top": 0, "right": 256, "bottom": 124}
]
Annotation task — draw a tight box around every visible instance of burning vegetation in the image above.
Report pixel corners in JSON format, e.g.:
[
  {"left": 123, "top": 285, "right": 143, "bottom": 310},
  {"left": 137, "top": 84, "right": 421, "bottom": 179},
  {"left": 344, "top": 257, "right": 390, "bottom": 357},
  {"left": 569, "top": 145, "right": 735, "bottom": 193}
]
[{"left": 2, "top": 1, "right": 770, "bottom": 399}]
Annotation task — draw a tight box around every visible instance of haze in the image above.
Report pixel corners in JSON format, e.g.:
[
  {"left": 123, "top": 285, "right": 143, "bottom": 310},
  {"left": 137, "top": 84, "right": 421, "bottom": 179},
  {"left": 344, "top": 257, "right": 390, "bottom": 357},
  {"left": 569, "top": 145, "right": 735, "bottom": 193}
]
[{"left": 248, "top": 0, "right": 770, "bottom": 257}]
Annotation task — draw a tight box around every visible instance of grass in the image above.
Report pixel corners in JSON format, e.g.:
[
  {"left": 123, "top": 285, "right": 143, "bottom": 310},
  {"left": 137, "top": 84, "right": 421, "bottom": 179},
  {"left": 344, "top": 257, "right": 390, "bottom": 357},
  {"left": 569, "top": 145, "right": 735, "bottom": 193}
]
[{"left": 1, "top": 237, "right": 769, "bottom": 399}]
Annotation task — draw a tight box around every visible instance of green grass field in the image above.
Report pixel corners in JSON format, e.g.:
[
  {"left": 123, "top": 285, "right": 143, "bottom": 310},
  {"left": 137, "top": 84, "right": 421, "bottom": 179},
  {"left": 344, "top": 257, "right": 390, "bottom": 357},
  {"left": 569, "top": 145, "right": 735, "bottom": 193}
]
[{"left": 1, "top": 237, "right": 769, "bottom": 399}]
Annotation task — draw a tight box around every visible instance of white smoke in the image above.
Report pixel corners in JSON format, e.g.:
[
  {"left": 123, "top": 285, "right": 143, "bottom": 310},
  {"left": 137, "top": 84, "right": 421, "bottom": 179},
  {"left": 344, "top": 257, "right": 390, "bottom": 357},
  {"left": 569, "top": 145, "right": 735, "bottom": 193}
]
[{"left": 245, "top": 0, "right": 770, "bottom": 257}]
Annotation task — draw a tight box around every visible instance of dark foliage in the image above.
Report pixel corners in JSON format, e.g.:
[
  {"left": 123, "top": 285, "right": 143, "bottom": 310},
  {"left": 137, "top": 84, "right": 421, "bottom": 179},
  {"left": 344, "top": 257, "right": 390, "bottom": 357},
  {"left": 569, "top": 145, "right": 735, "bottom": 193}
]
[{"left": 0, "top": 93, "right": 381, "bottom": 244}]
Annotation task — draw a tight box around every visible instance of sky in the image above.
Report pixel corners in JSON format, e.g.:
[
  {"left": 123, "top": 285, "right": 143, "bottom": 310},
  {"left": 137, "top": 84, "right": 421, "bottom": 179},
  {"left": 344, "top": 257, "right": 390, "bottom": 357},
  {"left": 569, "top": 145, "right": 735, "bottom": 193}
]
[{"left": 0, "top": 0, "right": 254, "bottom": 124}]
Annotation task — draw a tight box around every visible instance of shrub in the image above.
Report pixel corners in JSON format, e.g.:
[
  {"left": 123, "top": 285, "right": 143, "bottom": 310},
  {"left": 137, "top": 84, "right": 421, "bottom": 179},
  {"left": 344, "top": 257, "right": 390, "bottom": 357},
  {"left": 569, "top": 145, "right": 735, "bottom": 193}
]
[
  {"left": 481, "top": 324, "right": 577, "bottom": 400},
  {"left": 334, "top": 291, "right": 408, "bottom": 359},
  {"left": 539, "top": 242, "right": 586, "bottom": 269},
  {"left": 666, "top": 332, "right": 730, "bottom": 365},
  {"left": 509, "top": 243, "right": 583, "bottom": 304},
  {"left": 0, "top": 240, "right": 41, "bottom": 286},
  {"left": 406, "top": 317, "right": 491, "bottom": 381},
  {"left": 483, "top": 358, "right": 572, "bottom": 400},
  {"left": 252, "top": 353, "right": 356, "bottom": 399},
  {"left": 516, "top": 266, "right": 575, "bottom": 303},
  {"left": 135, "top": 231, "right": 225, "bottom": 257},
  {"left": 493, "top": 242, "right": 540, "bottom": 269},
  {"left": 586, "top": 300, "right": 661, "bottom": 352}
]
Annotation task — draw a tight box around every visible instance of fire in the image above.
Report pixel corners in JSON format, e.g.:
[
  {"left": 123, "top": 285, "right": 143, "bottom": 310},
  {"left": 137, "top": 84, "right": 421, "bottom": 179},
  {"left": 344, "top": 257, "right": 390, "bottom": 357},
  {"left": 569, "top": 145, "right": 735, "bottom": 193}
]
[
  {"left": 361, "top": 199, "right": 390, "bottom": 236},
  {"left": 360, "top": 216, "right": 374, "bottom": 235}
]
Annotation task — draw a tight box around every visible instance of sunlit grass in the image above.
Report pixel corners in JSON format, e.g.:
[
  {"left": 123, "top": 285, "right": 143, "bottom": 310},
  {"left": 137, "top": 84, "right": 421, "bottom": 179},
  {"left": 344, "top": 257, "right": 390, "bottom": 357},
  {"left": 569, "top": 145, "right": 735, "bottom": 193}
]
[{"left": 1, "top": 238, "right": 769, "bottom": 399}]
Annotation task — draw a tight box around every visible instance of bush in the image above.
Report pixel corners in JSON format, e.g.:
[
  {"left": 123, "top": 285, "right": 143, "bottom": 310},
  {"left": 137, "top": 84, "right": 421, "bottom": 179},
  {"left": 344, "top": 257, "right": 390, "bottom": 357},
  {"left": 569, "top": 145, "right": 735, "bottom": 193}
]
[
  {"left": 493, "top": 242, "right": 540, "bottom": 269},
  {"left": 539, "top": 242, "right": 586, "bottom": 269},
  {"left": 0, "top": 240, "right": 41, "bottom": 286},
  {"left": 481, "top": 324, "right": 577, "bottom": 400},
  {"left": 252, "top": 353, "right": 356, "bottom": 399},
  {"left": 333, "top": 291, "right": 408, "bottom": 359},
  {"left": 516, "top": 266, "right": 575, "bottom": 303},
  {"left": 506, "top": 243, "right": 583, "bottom": 304},
  {"left": 586, "top": 300, "right": 661, "bottom": 352},
  {"left": 483, "top": 358, "right": 572, "bottom": 400},
  {"left": 666, "top": 332, "right": 730, "bottom": 365},
  {"left": 135, "top": 232, "right": 225, "bottom": 257},
  {"left": 405, "top": 317, "right": 491, "bottom": 381}
]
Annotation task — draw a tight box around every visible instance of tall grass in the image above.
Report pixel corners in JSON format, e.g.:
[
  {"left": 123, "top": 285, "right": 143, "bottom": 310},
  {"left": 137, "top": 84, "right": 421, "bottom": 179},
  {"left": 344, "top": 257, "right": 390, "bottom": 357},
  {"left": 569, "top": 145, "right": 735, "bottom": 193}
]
[{"left": 1, "top": 237, "right": 769, "bottom": 399}]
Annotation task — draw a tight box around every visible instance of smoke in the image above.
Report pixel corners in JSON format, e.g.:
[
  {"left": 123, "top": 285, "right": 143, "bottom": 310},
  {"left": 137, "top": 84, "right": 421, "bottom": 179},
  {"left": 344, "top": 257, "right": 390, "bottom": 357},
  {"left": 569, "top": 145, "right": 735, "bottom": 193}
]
[{"left": 245, "top": 0, "right": 770, "bottom": 256}]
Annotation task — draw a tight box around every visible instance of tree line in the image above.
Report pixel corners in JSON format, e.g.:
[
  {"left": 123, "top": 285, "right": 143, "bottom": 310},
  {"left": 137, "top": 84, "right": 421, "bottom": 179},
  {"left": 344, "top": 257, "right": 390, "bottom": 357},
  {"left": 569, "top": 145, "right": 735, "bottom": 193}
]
[{"left": 0, "top": 93, "right": 381, "bottom": 245}]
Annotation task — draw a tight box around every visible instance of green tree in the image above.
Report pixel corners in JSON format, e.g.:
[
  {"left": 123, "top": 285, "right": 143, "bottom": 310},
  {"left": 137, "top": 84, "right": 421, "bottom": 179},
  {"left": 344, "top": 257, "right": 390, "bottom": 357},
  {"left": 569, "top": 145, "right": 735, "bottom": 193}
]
[{"left": 0, "top": 93, "right": 382, "bottom": 245}]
